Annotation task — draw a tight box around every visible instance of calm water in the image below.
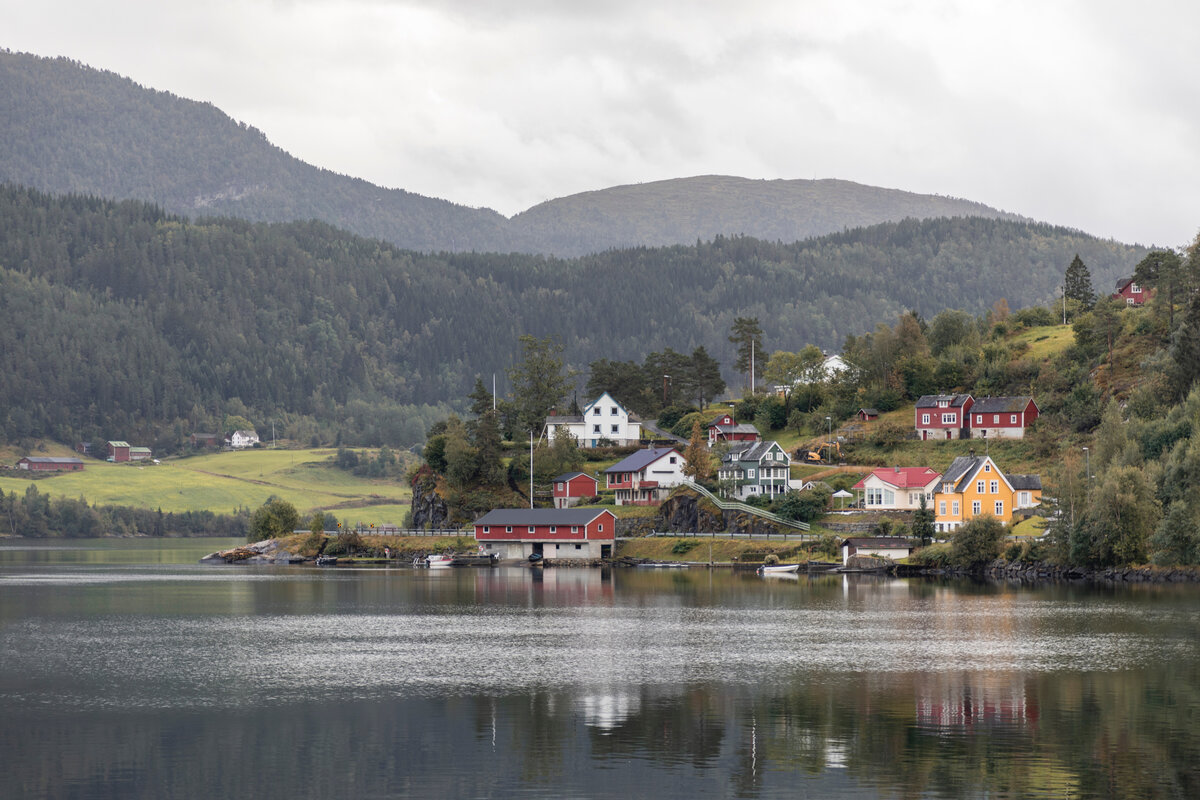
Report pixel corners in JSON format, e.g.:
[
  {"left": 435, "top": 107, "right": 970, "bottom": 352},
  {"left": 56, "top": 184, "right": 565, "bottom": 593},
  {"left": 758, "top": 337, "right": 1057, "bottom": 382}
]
[{"left": 1, "top": 539, "right": 1197, "bottom": 799}]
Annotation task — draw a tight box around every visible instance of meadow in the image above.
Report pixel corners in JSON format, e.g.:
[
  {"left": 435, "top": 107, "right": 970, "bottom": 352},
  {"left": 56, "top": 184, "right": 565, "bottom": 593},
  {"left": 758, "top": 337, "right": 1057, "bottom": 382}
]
[{"left": 0, "top": 448, "right": 413, "bottom": 527}]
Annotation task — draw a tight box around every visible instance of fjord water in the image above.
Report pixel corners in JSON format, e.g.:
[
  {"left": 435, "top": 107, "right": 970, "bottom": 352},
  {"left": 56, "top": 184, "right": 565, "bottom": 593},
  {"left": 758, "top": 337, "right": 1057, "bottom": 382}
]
[{"left": 1, "top": 540, "right": 1197, "bottom": 799}]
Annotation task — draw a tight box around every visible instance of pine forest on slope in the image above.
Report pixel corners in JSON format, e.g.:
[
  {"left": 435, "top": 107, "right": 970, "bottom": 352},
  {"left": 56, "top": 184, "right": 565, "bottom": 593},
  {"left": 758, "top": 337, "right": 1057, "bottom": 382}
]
[
  {"left": 4, "top": 50, "right": 1046, "bottom": 257},
  {"left": 0, "top": 185, "right": 1143, "bottom": 451}
]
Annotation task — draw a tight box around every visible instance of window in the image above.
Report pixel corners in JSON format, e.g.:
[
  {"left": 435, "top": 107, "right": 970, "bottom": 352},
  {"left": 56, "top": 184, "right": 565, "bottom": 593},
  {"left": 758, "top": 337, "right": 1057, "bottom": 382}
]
[
  {"left": 1131, "top": 283, "right": 1141, "bottom": 293},
  {"left": 482, "top": 526, "right": 490, "bottom": 533},
  {"left": 976, "top": 480, "right": 985, "bottom": 493},
  {"left": 939, "top": 501, "right": 947, "bottom": 515},
  {"left": 1019, "top": 492, "right": 1030, "bottom": 506},
  {"left": 990, "top": 480, "right": 998, "bottom": 494},
  {"left": 597, "top": 523, "right": 603, "bottom": 532},
  {"left": 571, "top": 526, "right": 579, "bottom": 533},
  {"left": 505, "top": 526, "right": 512, "bottom": 533},
  {"left": 611, "top": 424, "right": 619, "bottom": 434},
  {"left": 995, "top": 501, "right": 1004, "bottom": 516},
  {"left": 942, "top": 413, "right": 956, "bottom": 424},
  {"left": 1010, "top": 414, "right": 1018, "bottom": 424},
  {"left": 557, "top": 483, "right": 564, "bottom": 492},
  {"left": 549, "top": 526, "right": 556, "bottom": 533},
  {"left": 921, "top": 413, "right": 930, "bottom": 425},
  {"left": 593, "top": 407, "right": 601, "bottom": 415},
  {"left": 611, "top": 407, "right": 618, "bottom": 415},
  {"left": 593, "top": 424, "right": 601, "bottom": 434},
  {"left": 528, "top": 526, "right": 535, "bottom": 533},
  {"left": 747, "top": 468, "right": 756, "bottom": 479},
  {"left": 952, "top": 501, "right": 960, "bottom": 515},
  {"left": 575, "top": 544, "right": 582, "bottom": 550},
  {"left": 984, "top": 463, "right": 991, "bottom": 472},
  {"left": 972, "top": 501, "right": 981, "bottom": 515},
  {"left": 993, "top": 414, "right": 1000, "bottom": 424},
  {"left": 976, "top": 415, "right": 983, "bottom": 424}
]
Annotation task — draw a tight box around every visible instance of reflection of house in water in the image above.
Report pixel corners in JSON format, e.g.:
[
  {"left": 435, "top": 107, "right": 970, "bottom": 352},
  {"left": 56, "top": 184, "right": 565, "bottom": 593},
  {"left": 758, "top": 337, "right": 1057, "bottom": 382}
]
[
  {"left": 577, "top": 690, "right": 641, "bottom": 731},
  {"left": 915, "top": 675, "right": 1038, "bottom": 729}
]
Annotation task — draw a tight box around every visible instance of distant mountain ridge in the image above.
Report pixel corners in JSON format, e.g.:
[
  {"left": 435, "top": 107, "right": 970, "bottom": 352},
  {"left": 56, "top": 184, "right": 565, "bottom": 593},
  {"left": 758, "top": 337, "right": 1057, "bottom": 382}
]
[{"left": 2, "top": 51, "right": 1045, "bottom": 256}]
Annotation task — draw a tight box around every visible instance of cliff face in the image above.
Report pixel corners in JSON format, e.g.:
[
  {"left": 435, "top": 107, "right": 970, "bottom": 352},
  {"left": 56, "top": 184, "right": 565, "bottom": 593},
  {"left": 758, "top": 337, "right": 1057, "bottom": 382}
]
[
  {"left": 409, "top": 465, "right": 450, "bottom": 529},
  {"left": 655, "top": 490, "right": 785, "bottom": 535}
]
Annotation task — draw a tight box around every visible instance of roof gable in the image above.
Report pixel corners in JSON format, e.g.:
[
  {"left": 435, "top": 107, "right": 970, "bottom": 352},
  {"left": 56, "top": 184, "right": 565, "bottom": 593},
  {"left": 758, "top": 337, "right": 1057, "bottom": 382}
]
[{"left": 605, "top": 447, "right": 682, "bottom": 473}]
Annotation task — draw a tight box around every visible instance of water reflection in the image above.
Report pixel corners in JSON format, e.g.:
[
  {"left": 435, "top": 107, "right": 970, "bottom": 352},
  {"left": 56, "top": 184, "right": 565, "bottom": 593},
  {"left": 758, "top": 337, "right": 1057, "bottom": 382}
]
[{"left": 0, "top": 542, "right": 1197, "bottom": 799}]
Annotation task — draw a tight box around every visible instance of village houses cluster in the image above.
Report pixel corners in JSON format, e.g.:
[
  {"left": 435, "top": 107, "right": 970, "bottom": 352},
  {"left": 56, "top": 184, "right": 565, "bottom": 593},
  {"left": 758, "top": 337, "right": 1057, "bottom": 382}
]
[{"left": 474, "top": 388, "right": 1044, "bottom": 560}]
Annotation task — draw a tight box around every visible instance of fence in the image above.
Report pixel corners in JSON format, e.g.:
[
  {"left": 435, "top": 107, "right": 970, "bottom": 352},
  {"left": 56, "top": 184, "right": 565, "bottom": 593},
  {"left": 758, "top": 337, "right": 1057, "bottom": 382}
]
[
  {"left": 678, "top": 480, "right": 811, "bottom": 532},
  {"left": 642, "top": 529, "right": 813, "bottom": 541},
  {"left": 300, "top": 528, "right": 468, "bottom": 537}
]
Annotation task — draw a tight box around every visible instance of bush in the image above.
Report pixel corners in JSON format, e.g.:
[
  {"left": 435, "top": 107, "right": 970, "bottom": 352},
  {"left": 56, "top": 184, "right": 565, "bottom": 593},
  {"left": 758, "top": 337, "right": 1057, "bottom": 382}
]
[
  {"left": 671, "top": 539, "right": 699, "bottom": 555},
  {"left": 909, "top": 542, "right": 952, "bottom": 567},
  {"left": 950, "top": 517, "right": 1006, "bottom": 569}
]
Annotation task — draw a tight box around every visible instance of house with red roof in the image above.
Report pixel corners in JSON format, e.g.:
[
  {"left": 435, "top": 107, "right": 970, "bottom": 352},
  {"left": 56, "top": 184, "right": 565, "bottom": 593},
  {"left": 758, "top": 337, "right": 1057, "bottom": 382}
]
[
  {"left": 553, "top": 472, "right": 599, "bottom": 509},
  {"left": 852, "top": 466, "right": 941, "bottom": 511}
]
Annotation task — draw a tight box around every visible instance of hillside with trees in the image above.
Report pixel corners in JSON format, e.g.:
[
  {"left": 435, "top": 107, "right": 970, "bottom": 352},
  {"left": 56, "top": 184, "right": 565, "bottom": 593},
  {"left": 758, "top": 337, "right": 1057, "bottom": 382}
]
[
  {"left": 3, "top": 50, "right": 1086, "bottom": 258},
  {"left": 0, "top": 185, "right": 1145, "bottom": 452}
]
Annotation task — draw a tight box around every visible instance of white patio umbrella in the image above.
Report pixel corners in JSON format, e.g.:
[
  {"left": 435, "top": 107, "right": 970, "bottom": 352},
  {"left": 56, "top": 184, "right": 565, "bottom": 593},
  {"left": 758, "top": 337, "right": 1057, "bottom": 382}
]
[{"left": 832, "top": 489, "right": 853, "bottom": 509}]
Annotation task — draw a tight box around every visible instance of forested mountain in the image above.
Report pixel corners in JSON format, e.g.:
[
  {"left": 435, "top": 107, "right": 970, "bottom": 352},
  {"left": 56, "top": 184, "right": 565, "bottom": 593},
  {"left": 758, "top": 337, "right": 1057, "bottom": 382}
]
[
  {"left": 0, "top": 185, "right": 1143, "bottom": 451},
  {"left": 507, "top": 176, "right": 1025, "bottom": 257},
  {"left": 5, "top": 51, "right": 1043, "bottom": 257},
  {"left": 0, "top": 51, "right": 517, "bottom": 253}
]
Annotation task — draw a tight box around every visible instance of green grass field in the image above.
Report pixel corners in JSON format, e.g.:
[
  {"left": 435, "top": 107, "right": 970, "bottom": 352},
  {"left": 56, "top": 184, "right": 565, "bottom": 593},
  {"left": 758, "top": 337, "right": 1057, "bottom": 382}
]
[{"left": 0, "top": 448, "right": 412, "bottom": 525}]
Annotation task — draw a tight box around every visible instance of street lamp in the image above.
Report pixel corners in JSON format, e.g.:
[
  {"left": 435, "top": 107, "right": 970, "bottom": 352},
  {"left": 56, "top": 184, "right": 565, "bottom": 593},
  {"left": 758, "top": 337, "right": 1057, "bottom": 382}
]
[
  {"left": 663, "top": 374, "right": 670, "bottom": 407},
  {"left": 826, "top": 416, "right": 832, "bottom": 462}
]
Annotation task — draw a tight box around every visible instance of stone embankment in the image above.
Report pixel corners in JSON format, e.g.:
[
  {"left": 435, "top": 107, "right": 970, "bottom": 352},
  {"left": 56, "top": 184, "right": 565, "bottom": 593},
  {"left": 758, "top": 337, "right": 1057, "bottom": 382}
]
[{"left": 903, "top": 560, "right": 1200, "bottom": 583}]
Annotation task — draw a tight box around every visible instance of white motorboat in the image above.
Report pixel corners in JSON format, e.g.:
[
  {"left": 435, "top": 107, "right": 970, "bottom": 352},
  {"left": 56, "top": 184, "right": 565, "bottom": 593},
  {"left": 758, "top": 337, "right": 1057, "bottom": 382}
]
[
  {"left": 756, "top": 563, "right": 801, "bottom": 576},
  {"left": 424, "top": 554, "right": 454, "bottom": 568}
]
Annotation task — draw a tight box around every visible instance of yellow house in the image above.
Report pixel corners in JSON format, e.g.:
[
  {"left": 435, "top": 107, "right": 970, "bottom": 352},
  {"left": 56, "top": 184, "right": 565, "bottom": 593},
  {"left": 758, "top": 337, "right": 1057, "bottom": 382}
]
[{"left": 934, "top": 455, "right": 1042, "bottom": 534}]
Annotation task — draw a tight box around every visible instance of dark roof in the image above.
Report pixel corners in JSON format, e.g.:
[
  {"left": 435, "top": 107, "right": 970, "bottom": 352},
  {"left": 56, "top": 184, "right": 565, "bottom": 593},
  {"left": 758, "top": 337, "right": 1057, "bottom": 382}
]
[
  {"left": 546, "top": 415, "right": 585, "bottom": 424},
  {"left": 859, "top": 408, "right": 880, "bottom": 416},
  {"left": 553, "top": 472, "right": 595, "bottom": 483},
  {"left": 20, "top": 456, "right": 83, "bottom": 464},
  {"left": 722, "top": 440, "right": 786, "bottom": 464},
  {"left": 474, "top": 508, "right": 614, "bottom": 526},
  {"left": 1115, "top": 276, "right": 1133, "bottom": 289},
  {"left": 842, "top": 537, "right": 913, "bottom": 548},
  {"left": 1009, "top": 474, "right": 1043, "bottom": 491},
  {"left": 915, "top": 394, "right": 972, "bottom": 409},
  {"left": 970, "top": 396, "right": 1036, "bottom": 414},
  {"left": 941, "top": 456, "right": 986, "bottom": 491},
  {"left": 604, "top": 447, "right": 681, "bottom": 474},
  {"left": 711, "top": 423, "right": 760, "bottom": 435}
]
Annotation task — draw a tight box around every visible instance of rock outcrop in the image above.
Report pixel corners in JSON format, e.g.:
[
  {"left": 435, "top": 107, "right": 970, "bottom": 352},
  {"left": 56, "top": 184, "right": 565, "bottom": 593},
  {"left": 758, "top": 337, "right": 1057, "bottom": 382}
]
[{"left": 200, "top": 539, "right": 300, "bottom": 565}]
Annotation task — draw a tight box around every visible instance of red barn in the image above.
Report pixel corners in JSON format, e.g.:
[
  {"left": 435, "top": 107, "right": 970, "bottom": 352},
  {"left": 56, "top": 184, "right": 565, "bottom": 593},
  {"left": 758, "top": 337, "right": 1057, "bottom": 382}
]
[
  {"left": 107, "top": 441, "right": 131, "bottom": 462},
  {"left": 915, "top": 395, "right": 974, "bottom": 440},
  {"left": 1112, "top": 277, "right": 1152, "bottom": 306},
  {"left": 474, "top": 508, "right": 616, "bottom": 561},
  {"left": 707, "top": 413, "right": 761, "bottom": 444},
  {"left": 17, "top": 457, "right": 84, "bottom": 472},
  {"left": 553, "top": 472, "right": 599, "bottom": 508},
  {"left": 968, "top": 396, "right": 1039, "bottom": 439}
]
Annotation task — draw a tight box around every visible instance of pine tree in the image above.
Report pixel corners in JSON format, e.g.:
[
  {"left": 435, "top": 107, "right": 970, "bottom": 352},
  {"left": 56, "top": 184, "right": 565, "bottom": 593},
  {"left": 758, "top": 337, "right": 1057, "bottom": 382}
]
[
  {"left": 1064, "top": 254, "right": 1096, "bottom": 309},
  {"left": 728, "top": 316, "right": 763, "bottom": 391}
]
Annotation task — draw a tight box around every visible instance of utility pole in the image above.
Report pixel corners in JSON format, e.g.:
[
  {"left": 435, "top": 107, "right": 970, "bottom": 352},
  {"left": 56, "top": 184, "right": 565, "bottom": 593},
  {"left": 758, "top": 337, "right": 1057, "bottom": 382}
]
[
  {"left": 662, "top": 374, "right": 670, "bottom": 407},
  {"left": 529, "top": 431, "right": 534, "bottom": 509}
]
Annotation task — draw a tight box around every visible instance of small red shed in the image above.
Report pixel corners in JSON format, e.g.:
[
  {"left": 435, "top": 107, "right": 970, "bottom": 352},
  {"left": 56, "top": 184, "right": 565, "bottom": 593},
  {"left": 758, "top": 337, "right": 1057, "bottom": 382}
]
[{"left": 553, "top": 472, "right": 599, "bottom": 508}]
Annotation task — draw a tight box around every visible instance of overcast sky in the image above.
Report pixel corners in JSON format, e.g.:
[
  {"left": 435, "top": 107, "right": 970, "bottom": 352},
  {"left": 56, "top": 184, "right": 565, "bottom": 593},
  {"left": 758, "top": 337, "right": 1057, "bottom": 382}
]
[{"left": 8, "top": 0, "right": 1199, "bottom": 247}]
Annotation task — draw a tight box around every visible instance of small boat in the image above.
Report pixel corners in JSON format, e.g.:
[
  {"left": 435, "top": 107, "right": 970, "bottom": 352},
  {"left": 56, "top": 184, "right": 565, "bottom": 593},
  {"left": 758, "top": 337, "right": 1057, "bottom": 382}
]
[
  {"left": 315, "top": 555, "right": 338, "bottom": 566},
  {"left": 424, "top": 554, "right": 454, "bottom": 568},
  {"left": 756, "top": 563, "right": 800, "bottom": 575}
]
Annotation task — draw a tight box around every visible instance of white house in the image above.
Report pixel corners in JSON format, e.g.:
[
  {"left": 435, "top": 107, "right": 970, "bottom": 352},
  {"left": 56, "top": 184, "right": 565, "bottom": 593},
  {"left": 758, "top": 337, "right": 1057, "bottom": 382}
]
[
  {"left": 841, "top": 537, "right": 915, "bottom": 565},
  {"left": 228, "top": 430, "right": 260, "bottom": 449},
  {"left": 603, "top": 447, "right": 687, "bottom": 506},
  {"left": 544, "top": 392, "right": 642, "bottom": 448},
  {"left": 851, "top": 467, "right": 941, "bottom": 511}
]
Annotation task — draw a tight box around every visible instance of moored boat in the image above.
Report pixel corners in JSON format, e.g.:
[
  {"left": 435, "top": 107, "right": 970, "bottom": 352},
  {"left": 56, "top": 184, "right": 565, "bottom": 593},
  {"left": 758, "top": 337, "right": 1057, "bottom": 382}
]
[
  {"left": 424, "top": 554, "right": 454, "bottom": 568},
  {"left": 756, "top": 563, "right": 800, "bottom": 575}
]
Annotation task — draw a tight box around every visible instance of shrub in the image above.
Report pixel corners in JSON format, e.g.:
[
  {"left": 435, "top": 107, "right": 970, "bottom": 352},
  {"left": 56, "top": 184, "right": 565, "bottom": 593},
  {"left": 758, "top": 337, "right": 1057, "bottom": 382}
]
[
  {"left": 950, "top": 517, "right": 1006, "bottom": 569},
  {"left": 909, "top": 542, "right": 952, "bottom": 567},
  {"left": 671, "top": 539, "right": 699, "bottom": 555}
]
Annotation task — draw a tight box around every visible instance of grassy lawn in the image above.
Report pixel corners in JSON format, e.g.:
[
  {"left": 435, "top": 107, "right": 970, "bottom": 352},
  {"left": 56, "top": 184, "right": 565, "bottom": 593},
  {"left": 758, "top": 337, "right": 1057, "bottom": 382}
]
[
  {"left": 1011, "top": 323, "right": 1074, "bottom": 361},
  {"left": 1011, "top": 515, "right": 1047, "bottom": 537},
  {"left": 0, "top": 448, "right": 411, "bottom": 520}
]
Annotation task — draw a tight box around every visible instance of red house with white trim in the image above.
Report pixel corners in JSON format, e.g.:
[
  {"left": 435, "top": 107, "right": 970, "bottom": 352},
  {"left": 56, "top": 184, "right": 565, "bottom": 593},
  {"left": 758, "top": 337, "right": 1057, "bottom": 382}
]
[
  {"left": 707, "top": 413, "right": 760, "bottom": 445},
  {"left": 915, "top": 395, "right": 973, "bottom": 440},
  {"left": 474, "top": 508, "right": 616, "bottom": 561},
  {"left": 968, "top": 396, "right": 1039, "bottom": 439},
  {"left": 553, "top": 472, "right": 599, "bottom": 508},
  {"left": 1112, "top": 277, "right": 1152, "bottom": 306}
]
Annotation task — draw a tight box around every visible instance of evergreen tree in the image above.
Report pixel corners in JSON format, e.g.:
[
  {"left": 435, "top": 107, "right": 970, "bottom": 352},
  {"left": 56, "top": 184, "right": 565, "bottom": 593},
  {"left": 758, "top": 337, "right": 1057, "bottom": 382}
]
[
  {"left": 912, "top": 493, "right": 935, "bottom": 547},
  {"left": 690, "top": 346, "right": 726, "bottom": 408},
  {"left": 1064, "top": 254, "right": 1096, "bottom": 309},
  {"left": 728, "top": 316, "right": 764, "bottom": 391}
]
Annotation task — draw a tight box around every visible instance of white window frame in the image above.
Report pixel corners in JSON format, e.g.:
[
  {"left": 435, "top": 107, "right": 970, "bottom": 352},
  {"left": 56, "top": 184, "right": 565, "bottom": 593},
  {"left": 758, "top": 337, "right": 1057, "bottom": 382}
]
[
  {"left": 995, "top": 501, "right": 1004, "bottom": 516},
  {"left": 482, "top": 526, "right": 490, "bottom": 533},
  {"left": 941, "top": 413, "right": 956, "bottom": 424},
  {"left": 990, "top": 480, "right": 999, "bottom": 494},
  {"left": 1010, "top": 414, "right": 1018, "bottom": 424},
  {"left": 921, "top": 413, "right": 930, "bottom": 425},
  {"left": 972, "top": 500, "right": 981, "bottom": 515},
  {"left": 939, "top": 501, "right": 947, "bottom": 516},
  {"left": 610, "top": 424, "right": 619, "bottom": 434},
  {"left": 528, "top": 526, "right": 535, "bottom": 533},
  {"left": 593, "top": 424, "right": 601, "bottom": 434},
  {"left": 952, "top": 501, "right": 960, "bottom": 515},
  {"left": 976, "top": 480, "right": 985, "bottom": 493}
]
